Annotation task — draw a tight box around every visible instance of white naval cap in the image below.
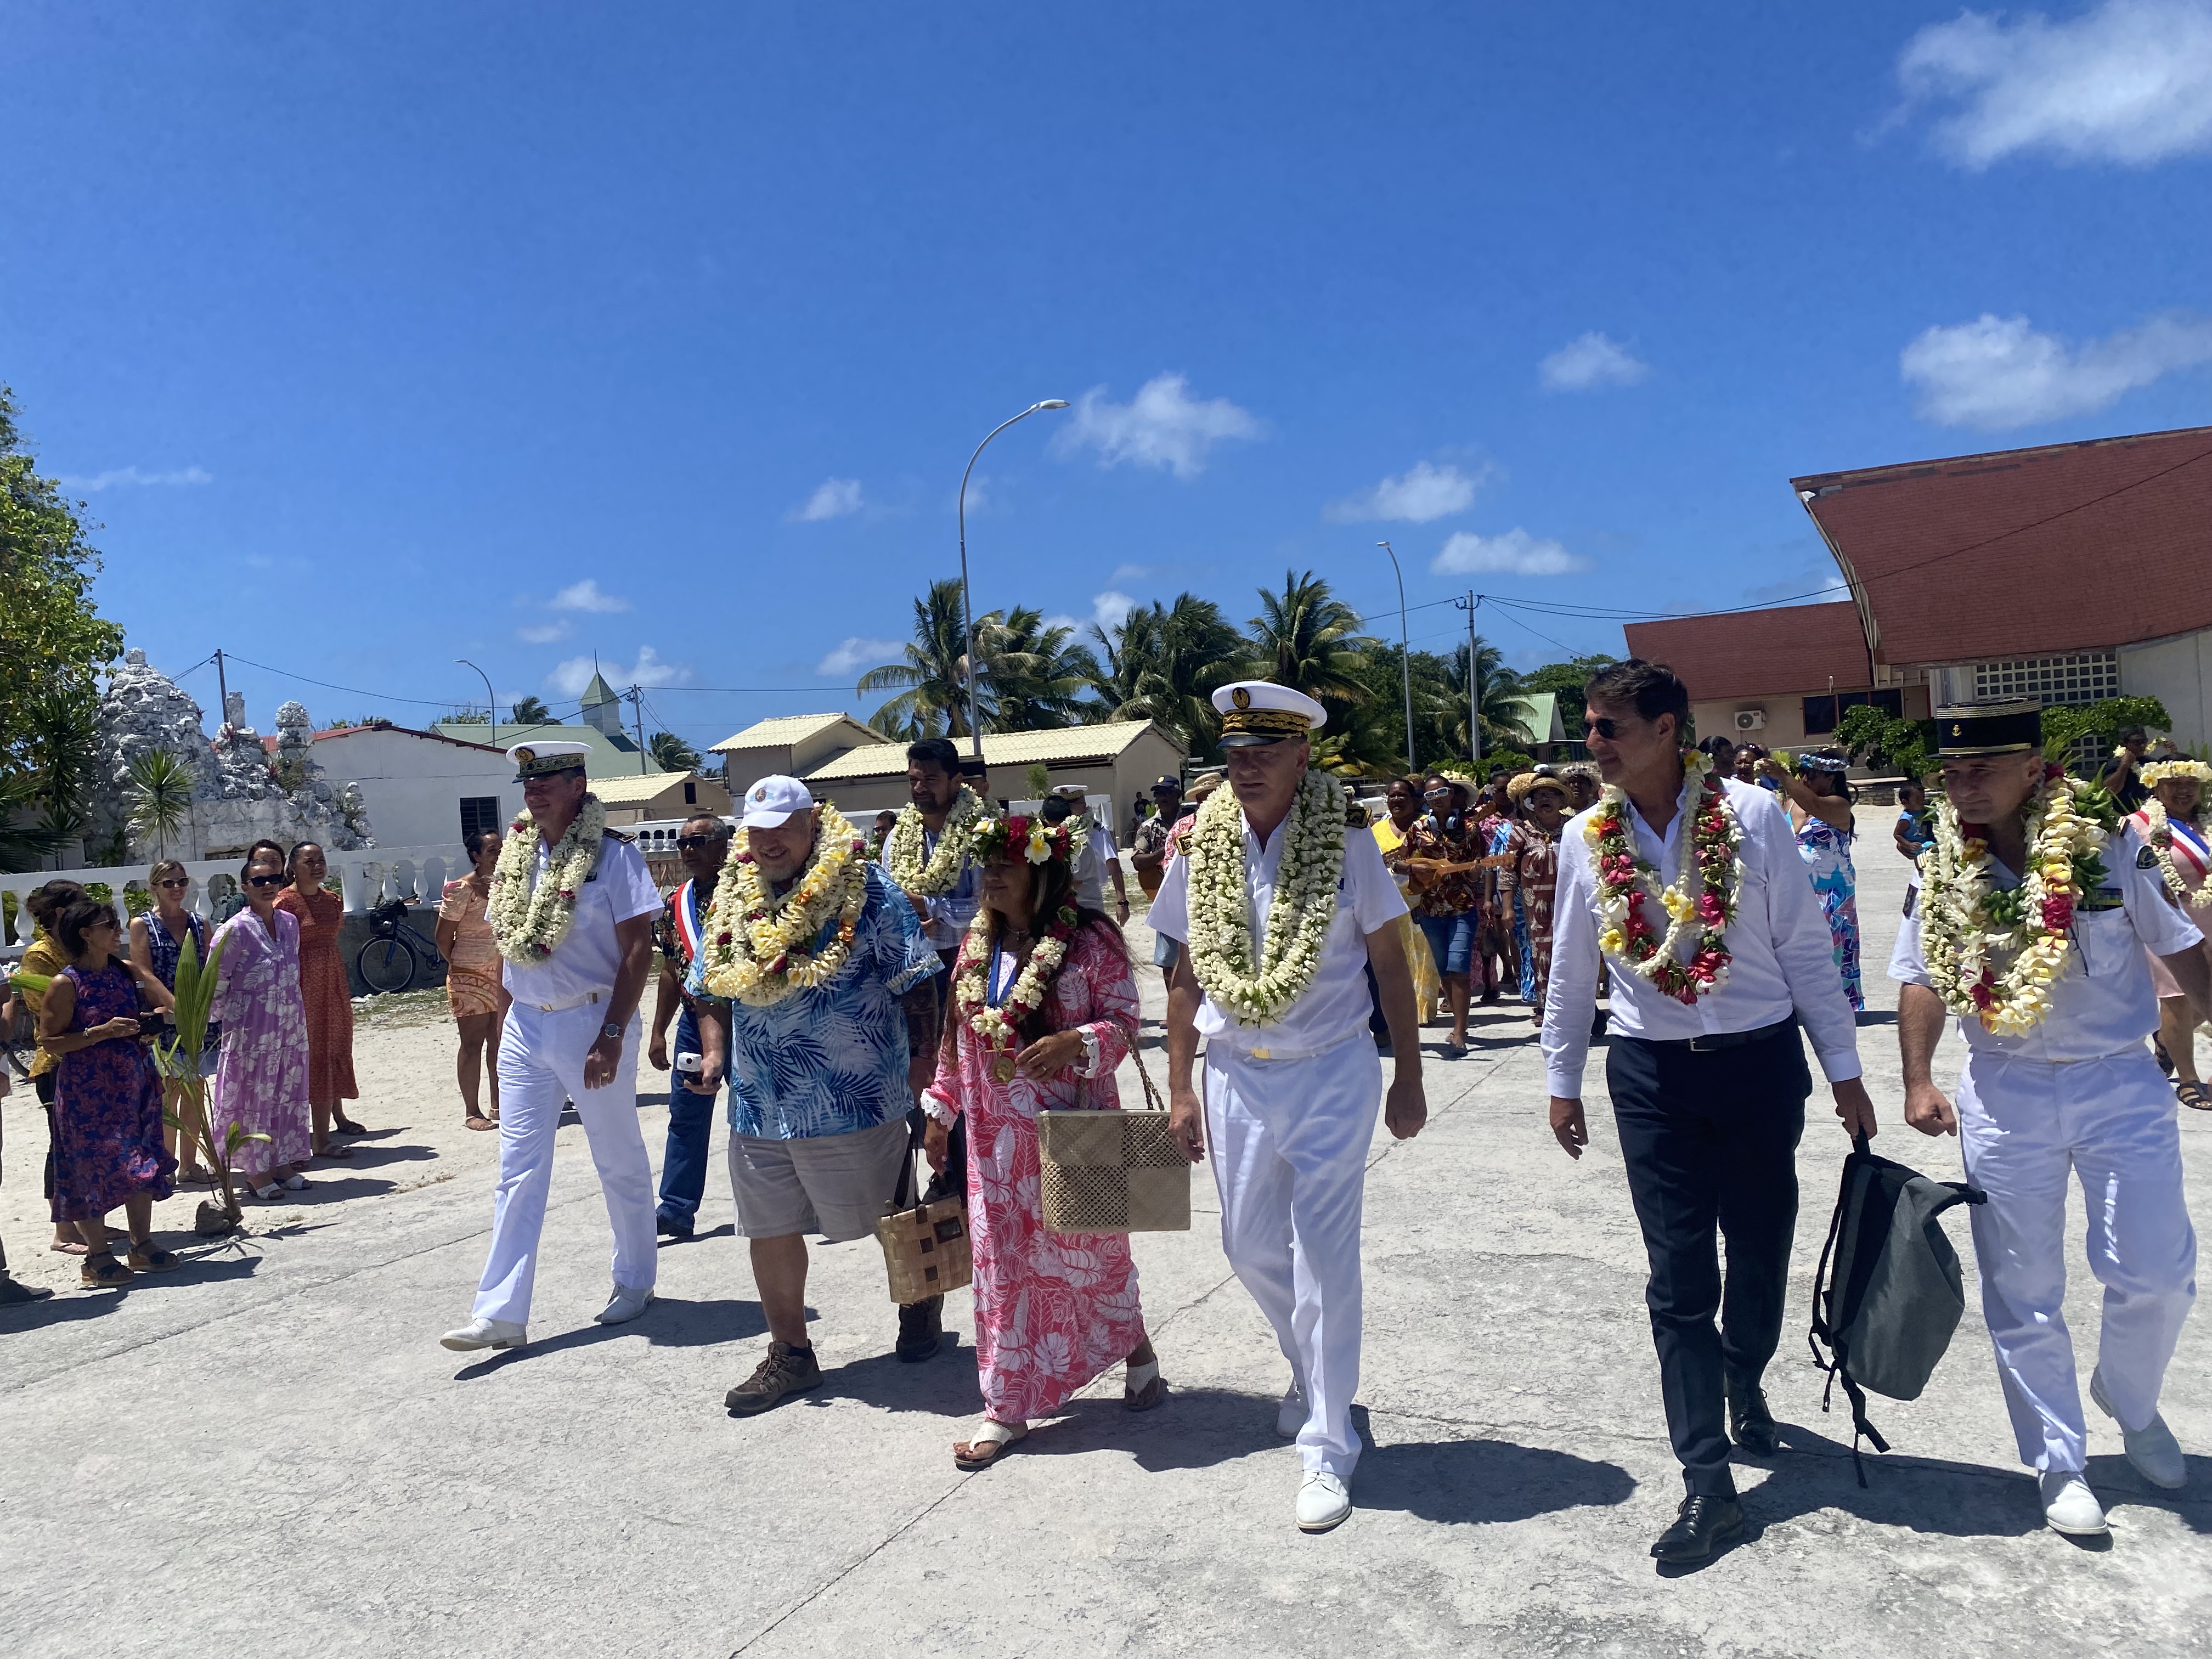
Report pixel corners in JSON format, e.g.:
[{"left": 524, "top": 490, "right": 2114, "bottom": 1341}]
[
  {"left": 1212, "top": 680, "right": 1328, "bottom": 748},
  {"left": 507, "top": 740, "right": 592, "bottom": 781},
  {"left": 739, "top": 774, "right": 816, "bottom": 828}
]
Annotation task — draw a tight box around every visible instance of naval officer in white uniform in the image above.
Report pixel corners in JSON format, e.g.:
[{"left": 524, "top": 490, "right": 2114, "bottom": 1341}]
[
  {"left": 1893, "top": 699, "right": 2210, "bottom": 1537},
  {"left": 442, "top": 741, "right": 663, "bottom": 1351},
  {"left": 1151, "top": 681, "right": 1427, "bottom": 1533}
]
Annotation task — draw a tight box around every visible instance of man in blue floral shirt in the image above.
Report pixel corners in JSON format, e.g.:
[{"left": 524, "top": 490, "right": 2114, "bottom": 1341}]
[{"left": 692, "top": 776, "right": 945, "bottom": 1415}]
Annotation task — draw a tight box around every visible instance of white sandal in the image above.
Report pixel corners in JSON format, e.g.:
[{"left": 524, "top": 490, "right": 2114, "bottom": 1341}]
[
  {"left": 953, "top": 1417, "right": 1028, "bottom": 1470},
  {"left": 1124, "top": 1357, "right": 1166, "bottom": 1412}
]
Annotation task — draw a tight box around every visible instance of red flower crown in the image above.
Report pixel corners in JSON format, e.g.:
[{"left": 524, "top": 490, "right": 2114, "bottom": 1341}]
[{"left": 970, "top": 814, "right": 1074, "bottom": 864}]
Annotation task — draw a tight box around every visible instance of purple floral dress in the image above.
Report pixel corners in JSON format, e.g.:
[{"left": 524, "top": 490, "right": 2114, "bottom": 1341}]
[
  {"left": 50, "top": 962, "right": 175, "bottom": 1222},
  {"left": 208, "top": 907, "right": 313, "bottom": 1176}
]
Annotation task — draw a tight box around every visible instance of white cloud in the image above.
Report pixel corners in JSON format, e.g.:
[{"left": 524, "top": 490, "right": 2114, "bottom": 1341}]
[
  {"left": 1900, "top": 310, "right": 2212, "bottom": 428},
  {"left": 56, "top": 465, "right": 212, "bottom": 491},
  {"left": 1090, "top": 590, "right": 1136, "bottom": 631},
  {"left": 1054, "top": 373, "right": 1262, "bottom": 480},
  {"left": 550, "top": 579, "right": 630, "bottom": 613},
  {"left": 545, "top": 647, "right": 691, "bottom": 696},
  {"left": 1538, "top": 332, "right": 1650, "bottom": 392},
  {"left": 1897, "top": 0, "right": 2212, "bottom": 169},
  {"left": 816, "top": 636, "right": 905, "bottom": 678},
  {"left": 790, "top": 477, "right": 865, "bottom": 522},
  {"left": 516, "top": 620, "right": 575, "bottom": 645},
  {"left": 1323, "top": 459, "right": 1490, "bottom": 524},
  {"left": 1431, "top": 528, "right": 1588, "bottom": 578}
]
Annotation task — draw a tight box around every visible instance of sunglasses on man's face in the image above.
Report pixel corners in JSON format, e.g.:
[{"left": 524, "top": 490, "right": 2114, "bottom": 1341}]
[
  {"left": 1582, "top": 716, "right": 1633, "bottom": 740},
  {"left": 247, "top": 872, "right": 286, "bottom": 888},
  {"left": 675, "top": 834, "right": 723, "bottom": 853}
]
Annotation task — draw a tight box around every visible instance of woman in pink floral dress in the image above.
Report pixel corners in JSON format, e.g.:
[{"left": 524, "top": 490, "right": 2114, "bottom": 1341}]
[
  {"left": 921, "top": 815, "right": 1163, "bottom": 1469},
  {"left": 209, "top": 840, "right": 314, "bottom": 1201}
]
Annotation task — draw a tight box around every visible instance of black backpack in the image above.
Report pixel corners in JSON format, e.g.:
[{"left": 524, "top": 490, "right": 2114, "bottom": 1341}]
[{"left": 1808, "top": 1133, "right": 1987, "bottom": 1483}]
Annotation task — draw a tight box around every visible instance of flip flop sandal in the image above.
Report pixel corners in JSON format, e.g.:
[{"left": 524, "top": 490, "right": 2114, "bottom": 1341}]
[
  {"left": 1124, "top": 1358, "right": 1167, "bottom": 1413},
  {"left": 953, "top": 1418, "right": 1028, "bottom": 1470},
  {"left": 49, "top": 1240, "right": 90, "bottom": 1256},
  {"left": 464, "top": 1115, "right": 496, "bottom": 1132},
  {"left": 2179, "top": 1082, "right": 2212, "bottom": 1111},
  {"left": 333, "top": 1117, "right": 368, "bottom": 1136}
]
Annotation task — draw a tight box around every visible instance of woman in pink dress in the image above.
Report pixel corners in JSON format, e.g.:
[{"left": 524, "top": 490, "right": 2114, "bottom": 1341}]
[
  {"left": 209, "top": 840, "right": 315, "bottom": 1201},
  {"left": 921, "top": 814, "right": 1163, "bottom": 1469}
]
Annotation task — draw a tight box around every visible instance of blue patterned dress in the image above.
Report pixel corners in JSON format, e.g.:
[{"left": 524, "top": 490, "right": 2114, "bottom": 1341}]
[
  {"left": 1793, "top": 815, "right": 1864, "bottom": 1012},
  {"left": 1491, "top": 818, "right": 1535, "bottom": 1002}
]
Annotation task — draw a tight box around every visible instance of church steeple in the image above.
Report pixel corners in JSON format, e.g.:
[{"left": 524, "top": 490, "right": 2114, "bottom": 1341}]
[{"left": 580, "top": 668, "right": 624, "bottom": 737}]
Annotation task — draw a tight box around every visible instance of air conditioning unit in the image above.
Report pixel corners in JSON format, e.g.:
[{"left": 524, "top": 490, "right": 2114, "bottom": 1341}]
[{"left": 1734, "top": 709, "right": 1768, "bottom": 732}]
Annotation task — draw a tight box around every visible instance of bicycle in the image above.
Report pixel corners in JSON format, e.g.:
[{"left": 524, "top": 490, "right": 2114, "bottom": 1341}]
[{"left": 355, "top": 895, "right": 445, "bottom": 995}]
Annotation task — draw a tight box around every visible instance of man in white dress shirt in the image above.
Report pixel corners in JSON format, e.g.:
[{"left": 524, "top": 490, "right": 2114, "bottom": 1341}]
[
  {"left": 1543, "top": 660, "right": 1877, "bottom": 1564},
  {"left": 1153, "top": 681, "right": 1427, "bottom": 1534},
  {"left": 441, "top": 741, "right": 663, "bottom": 1352},
  {"left": 1892, "top": 699, "right": 2208, "bottom": 1537}
]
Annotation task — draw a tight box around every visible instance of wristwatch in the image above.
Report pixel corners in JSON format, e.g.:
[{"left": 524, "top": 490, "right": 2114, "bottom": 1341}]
[{"left": 600, "top": 1022, "right": 623, "bottom": 1041}]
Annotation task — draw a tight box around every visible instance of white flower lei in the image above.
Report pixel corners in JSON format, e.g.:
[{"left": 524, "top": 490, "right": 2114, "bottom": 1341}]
[
  {"left": 488, "top": 795, "right": 608, "bottom": 965},
  {"left": 2139, "top": 797, "right": 2208, "bottom": 906},
  {"left": 1185, "top": 769, "right": 1344, "bottom": 1026},
  {"left": 952, "top": 903, "right": 1075, "bottom": 1051},
  {"left": 1920, "top": 771, "right": 2107, "bottom": 1036},
  {"left": 883, "top": 786, "right": 985, "bottom": 896},
  {"left": 697, "top": 803, "right": 870, "bottom": 1008}
]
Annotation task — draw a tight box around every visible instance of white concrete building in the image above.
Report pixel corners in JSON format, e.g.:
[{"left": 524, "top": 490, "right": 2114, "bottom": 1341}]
[{"left": 280, "top": 723, "right": 515, "bottom": 847}]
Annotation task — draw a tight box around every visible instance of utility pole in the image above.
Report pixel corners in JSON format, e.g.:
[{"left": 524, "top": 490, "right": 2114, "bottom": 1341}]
[
  {"left": 213, "top": 648, "right": 230, "bottom": 734},
  {"left": 1454, "top": 592, "right": 1482, "bottom": 765},
  {"left": 628, "top": 686, "right": 650, "bottom": 774}
]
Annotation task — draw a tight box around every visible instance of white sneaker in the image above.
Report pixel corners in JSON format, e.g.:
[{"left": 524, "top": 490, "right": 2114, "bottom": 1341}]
[
  {"left": 2039, "top": 1470, "right": 2108, "bottom": 1537},
  {"left": 1277, "top": 1386, "right": 1307, "bottom": 1440},
  {"left": 440, "top": 1316, "right": 527, "bottom": 1352},
  {"left": 595, "top": 1282, "right": 654, "bottom": 1325},
  {"left": 1296, "top": 1471, "right": 1352, "bottom": 1533},
  {"left": 2091, "top": 1367, "right": 2188, "bottom": 1489}
]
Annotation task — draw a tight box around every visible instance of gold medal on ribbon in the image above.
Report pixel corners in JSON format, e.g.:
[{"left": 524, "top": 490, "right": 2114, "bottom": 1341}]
[{"left": 991, "top": 1053, "right": 1017, "bottom": 1085}]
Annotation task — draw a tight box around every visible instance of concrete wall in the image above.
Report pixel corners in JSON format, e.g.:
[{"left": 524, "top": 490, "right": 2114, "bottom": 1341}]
[
  {"left": 317, "top": 728, "right": 514, "bottom": 848},
  {"left": 2121, "top": 627, "right": 2212, "bottom": 750}
]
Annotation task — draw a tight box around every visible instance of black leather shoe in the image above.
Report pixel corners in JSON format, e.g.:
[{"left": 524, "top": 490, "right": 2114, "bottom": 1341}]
[
  {"left": 1726, "top": 1376, "right": 1781, "bottom": 1455},
  {"left": 896, "top": 1295, "right": 944, "bottom": 1362},
  {"left": 1650, "top": 1495, "right": 1744, "bottom": 1562}
]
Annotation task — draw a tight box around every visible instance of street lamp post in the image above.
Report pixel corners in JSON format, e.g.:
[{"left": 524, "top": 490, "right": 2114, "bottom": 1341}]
[
  {"left": 1376, "top": 541, "right": 1415, "bottom": 774},
  {"left": 456, "top": 658, "right": 498, "bottom": 730},
  {"left": 958, "top": 399, "right": 1069, "bottom": 760}
]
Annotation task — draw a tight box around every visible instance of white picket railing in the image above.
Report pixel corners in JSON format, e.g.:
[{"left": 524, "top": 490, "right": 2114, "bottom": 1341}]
[{"left": 0, "top": 844, "right": 467, "bottom": 947}]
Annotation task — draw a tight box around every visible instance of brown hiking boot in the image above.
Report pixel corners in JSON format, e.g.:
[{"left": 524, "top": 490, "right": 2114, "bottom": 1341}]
[{"left": 724, "top": 1341, "right": 822, "bottom": 1416}]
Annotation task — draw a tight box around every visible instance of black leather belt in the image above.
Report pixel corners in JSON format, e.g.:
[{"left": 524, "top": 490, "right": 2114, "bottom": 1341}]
[{"left": 1628, "top": 1016, "right": 1798, "bottom": 1055}]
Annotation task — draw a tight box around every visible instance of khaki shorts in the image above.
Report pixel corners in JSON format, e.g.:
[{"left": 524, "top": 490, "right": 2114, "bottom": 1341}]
[{"left": 727, "top": 1116, "right": 911, "bottom": 1243}]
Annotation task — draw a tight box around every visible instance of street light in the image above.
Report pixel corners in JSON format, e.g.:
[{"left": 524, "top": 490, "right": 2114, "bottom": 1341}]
[
  {"left": 1375, "top": 542, "right": 1416, "bottom": 774},
  {"left": 456, "top": 658, "right": 498, "bottom": 730},
  {"left": 958, "top": 400, "right": 1070, "bottom": 760}
]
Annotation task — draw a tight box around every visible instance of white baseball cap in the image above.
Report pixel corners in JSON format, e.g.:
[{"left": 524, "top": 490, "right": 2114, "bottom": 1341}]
[{"left": 739, "top": 774, "right": 815, "bottom": 828}]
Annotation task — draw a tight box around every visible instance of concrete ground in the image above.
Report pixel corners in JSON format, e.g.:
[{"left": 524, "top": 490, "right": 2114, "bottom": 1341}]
[{"left": 3, "top": 836, "right": 2209, "bottom": 1658}]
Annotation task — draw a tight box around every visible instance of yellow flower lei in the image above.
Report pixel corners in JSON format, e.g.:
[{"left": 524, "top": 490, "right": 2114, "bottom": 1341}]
[
  {"left": 883, "top": 786, "right": 985, "bottom": 896},
  {"left": 488, "top": 794, "right": 608, "bottom": 966},
  {"left": 1184, "top": 770, "right": 1343, "bottom": 1026},
  {"left": 1919, "top": 770, "right": 2107, "bottom": 1036},
  {"left": 697, "top": 803, "right": 869, "bottom": 1007}
]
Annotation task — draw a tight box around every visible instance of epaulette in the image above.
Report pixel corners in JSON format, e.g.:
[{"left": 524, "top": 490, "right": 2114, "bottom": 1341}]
[{"left": 602, "top": 828, "right": 635, "bottom": 844}]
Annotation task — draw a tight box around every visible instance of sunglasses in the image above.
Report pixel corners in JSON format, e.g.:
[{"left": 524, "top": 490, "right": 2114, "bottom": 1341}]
[
  {"left": 675, "top": 834, "right": 723, "bottom": 852},
  {"left": 1582, "top": 717, "right": 1630, "bottom": 740},
  {"left": 247, "top": 872, "right": 287, "bottom": 888},
  {"left": 157, "top": 877, "right": 190, "bottom": 890}
]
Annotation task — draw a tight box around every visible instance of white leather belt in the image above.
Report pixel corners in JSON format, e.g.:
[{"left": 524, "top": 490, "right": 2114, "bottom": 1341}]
[
  {"left": 1216, "top": 1030, "right": 1367, "bottom": 1065},
  {"left": 523, "top": 988, "right": 614, "bottom": 1014}
]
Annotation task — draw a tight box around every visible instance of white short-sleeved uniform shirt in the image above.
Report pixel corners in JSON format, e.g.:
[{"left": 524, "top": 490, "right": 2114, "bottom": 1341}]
[
  {"left": 1149, "top": 804, "right": 1407, "bottom": 1058},
  {"left": 1889, "top": 821, "right": 2203, "bottom": 1063},
  {"left": 1071, "top": 817, "right": 1120, "bottom": 911},
  {"left": 502, "top": 833, "right": 664, "bottom": 1007}
]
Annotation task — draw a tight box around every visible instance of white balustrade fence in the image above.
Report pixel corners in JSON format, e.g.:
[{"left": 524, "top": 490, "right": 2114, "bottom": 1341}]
[{"left": 0, "top": 844, "right": 468, "bottom": 947}]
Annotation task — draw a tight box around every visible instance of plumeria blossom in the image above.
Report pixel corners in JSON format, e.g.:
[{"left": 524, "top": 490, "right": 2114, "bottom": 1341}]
[
  {"left": 1582, "top": 753, "right": 1745, "bottom": 1001},
  {"left": 488, "top": 794, "right": 609, "bottom": 964}
]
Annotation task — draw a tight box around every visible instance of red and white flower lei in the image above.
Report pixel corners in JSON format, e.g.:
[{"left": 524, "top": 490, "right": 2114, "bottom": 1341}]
[
  {"left": 952, "top": 898, "right": 1081, "bottom": 1056},
  {"left": 1583, "top": 754, "right": 1743, "bottom": 1005}
]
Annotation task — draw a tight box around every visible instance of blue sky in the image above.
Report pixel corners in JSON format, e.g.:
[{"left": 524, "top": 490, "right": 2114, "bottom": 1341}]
[{"left": 5, "top": 2, "right": 2210, "bottom": 748}]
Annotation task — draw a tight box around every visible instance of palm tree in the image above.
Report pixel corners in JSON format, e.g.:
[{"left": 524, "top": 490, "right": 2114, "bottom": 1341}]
[
  {"left": 977, "top": 607, "right": 1096, "bottom": 731},
  {"left": 647, "top": 731, "right": 702, "bottom": 772},
  {"left": 1245, "top": 571, "right": 1376, "bottom": 713},
  {"left": 1434, "top": 636, "right": 1536, "bottom": 757},
  {"left": 126, "top": 748, "right": 196, "bottom": 859},
  {"left": 1085, "top": 594, "right": 1244, "bottom": 755},
  {"left": 0, "top": 770, "right": 70, "bottom": 873},
  {"left": 859, "top": 578, "right": 974, "bottom": 738},
  {"left": 21, "top": 683, "right": 101, "bottom": 865},
  {"left": 509, "top": 695, "right": 552, "bottom": 725}
]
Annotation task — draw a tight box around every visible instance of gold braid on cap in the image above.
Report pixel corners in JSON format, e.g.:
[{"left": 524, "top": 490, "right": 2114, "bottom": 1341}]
[{"left": 1218, "top": 707, "right": 1312, "bottom": 739}]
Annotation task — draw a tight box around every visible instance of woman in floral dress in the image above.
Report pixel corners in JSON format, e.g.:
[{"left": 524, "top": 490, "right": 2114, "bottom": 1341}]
[
  {"left": 211, "top": 840, "right": 314, "bottom": 1200},
  {"left": 278, "top": 841, "right": 362, "bottom": 1155},
  {"left": 921, "top": 815, "right": 1162, "bottom": 1469},
  {"left": 1496, "top": 771, "right": 1572, "bottom": 1026},
  {"left": 1761, "top": 748, "right": 1863, "bottom": 1012},
  {"left": 39, "top": 899, "right": 179, "bottom": 1289},
  {"left": 436, "top": 828, "right": 509, "bottom": 1131},
  {"left": 129, "top": 859, "right": 217, "bottom": 1183}
]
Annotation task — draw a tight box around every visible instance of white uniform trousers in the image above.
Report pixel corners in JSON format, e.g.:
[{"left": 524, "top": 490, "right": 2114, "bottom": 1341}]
[
  {"left": 1204, "top": 1034, "right": 1381, "bottom": 1480},
  {"left": 471, "top": 1000, "right": 658, "bottom": 1327},
  {"left": 1959, "top": 1048, "right": 2197, "bottom": 1474}
]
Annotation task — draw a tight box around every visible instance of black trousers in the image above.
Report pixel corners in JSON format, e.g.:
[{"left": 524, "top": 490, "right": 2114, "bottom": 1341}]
[{"left": 1607, "top": 1025, "right": 1809, "bottom": 1498}]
